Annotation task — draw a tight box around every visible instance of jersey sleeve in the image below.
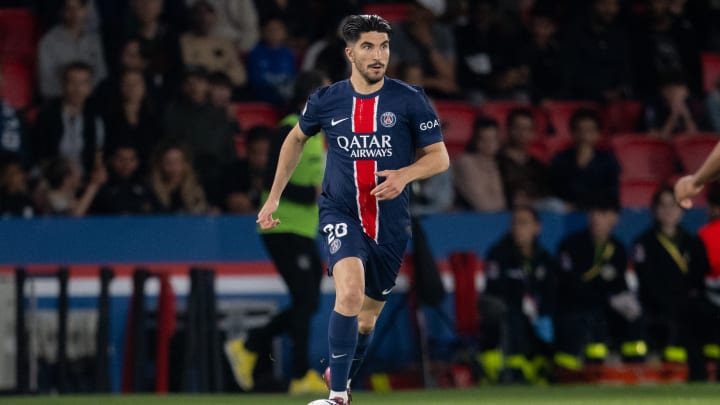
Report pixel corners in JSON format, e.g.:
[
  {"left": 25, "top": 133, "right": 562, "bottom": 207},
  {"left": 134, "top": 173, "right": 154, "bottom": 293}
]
[
  {"left": 408, "top": 87, "right": 443, "bottom": 148},
  {"left": 298, "top": 89, "right": 323, "bottom": 136}
]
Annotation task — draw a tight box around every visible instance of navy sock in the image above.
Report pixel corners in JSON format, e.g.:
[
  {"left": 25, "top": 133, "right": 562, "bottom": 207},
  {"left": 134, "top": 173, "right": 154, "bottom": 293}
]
[
  {"left": 328, "top": 311, "right": 358, "bottom": 392},
  {"left": 349, "top": 331, "right": 373, "bottom": 382}
]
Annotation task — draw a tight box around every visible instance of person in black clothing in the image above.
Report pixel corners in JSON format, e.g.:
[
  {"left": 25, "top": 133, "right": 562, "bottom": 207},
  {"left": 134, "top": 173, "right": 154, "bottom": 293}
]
[
  {"left": 550, "top": 108, "right": 620, "bottom": 211},
  {"left": 554, "top": 199, "right": 644, "bottom": 370},
  {"left": 517, "top": 7, "right": 565, "bottom": 103},
  {"left": 633, "top": 186, "right": 710, "bottom": 377},
  {"left": 497, "top": 108, "right": 553, "bottom": 209},
  {"left": 561, "top": 0, "right": 634, "bottom": 102},
  {"left": 0, "top": 154, "right": 34, "bottom": 218},
  {"left": 223, "top": 126, "right": 270, "bottom": 214},
  {"left": 102, "top": 68, "right": 161, "bottom": 166},
  {"left": 91, "top": 143, "right": 151, "bottom": 214},
  {"left": 478, "top": 205, "right": 555, "bottom": 384},
  {"left": 33, "top": 61, "right": 105, "bottom": 176}
]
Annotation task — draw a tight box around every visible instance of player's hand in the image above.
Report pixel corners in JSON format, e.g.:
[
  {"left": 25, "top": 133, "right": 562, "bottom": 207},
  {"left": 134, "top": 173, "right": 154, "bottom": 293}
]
[
  {"left": 256, "top": 199, "right": 281, "bottom": 229},
  {"left": 674, "top": 175, "right": 703, "bottom": 209},
  {"left": 372, "top": 170, "right": 408, "bottom": 201}
]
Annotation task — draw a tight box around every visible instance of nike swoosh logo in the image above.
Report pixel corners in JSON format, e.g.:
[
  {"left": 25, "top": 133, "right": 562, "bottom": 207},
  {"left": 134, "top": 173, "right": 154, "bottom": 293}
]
[
  {"left": 381, "top": 288, "right": 393, "bottom": 296},
  {"left": 331, "top": 353, "right": 348, "bottom": 359},
  {"left": 331, "top": 117, "right": 349, "bottom": 126}
]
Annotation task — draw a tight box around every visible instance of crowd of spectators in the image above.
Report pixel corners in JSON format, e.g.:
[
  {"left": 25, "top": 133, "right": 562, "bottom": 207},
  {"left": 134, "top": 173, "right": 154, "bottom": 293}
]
[{"left": 1, "top": 0, "right": 720, "bottom": 219}]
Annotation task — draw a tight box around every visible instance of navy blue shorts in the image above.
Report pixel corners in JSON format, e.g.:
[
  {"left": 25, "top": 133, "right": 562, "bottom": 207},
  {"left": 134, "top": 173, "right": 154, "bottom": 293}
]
[{"left": 320, "top": 211, "right": 408, "bottom": 301}]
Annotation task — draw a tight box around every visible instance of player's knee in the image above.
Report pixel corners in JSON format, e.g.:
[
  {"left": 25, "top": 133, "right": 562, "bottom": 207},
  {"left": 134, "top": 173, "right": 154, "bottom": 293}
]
[
  {"left": 357, "top": 317, "right": 376, "bottom": 334},
  {"left": 335, "top": 287, "right": 364, "bottom": 314}
]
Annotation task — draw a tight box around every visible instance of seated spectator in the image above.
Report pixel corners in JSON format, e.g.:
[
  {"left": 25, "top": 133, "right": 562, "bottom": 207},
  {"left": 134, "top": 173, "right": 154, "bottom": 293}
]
[
  {"left": 184, "top": 0, "right": 259, "bottom": 53},
  {"left": 642, "top": 74, "right": 701, "bottom": 138},
  {"left": 148, "top": 141, "right": 208, "bottom": 214},
  {"left": 453, "top": 117, "right": 506, "bottom": 212},
  {"left": 38, "top": 0, "right": 107, "bottom": 99},
  {"left": 208, "top": 72, "right": 240, "bottom": 124},
  {"left": 301, "top": 17, "right": 349, "bottom": 84},
  {"left": 0, "top": 155, "right": 34, "bottom": 218},
  {"left": 478, "top": 205, "right": 555, "bottom": 384},
  {"left": 103, "top": 69, "right": 161, "bottom": 166},
  {"left": 247, "top": 17, "right": 296, "bottom": 105},
  {"left": 562, "top": 0, "right": 633, "bottom": 102},
  {"left": 518, "top": 6, "right": 565, "bottom": 103},
  {"left": 550, "top": 109, "right": 620, "bottom": 211},
  {"left": 95, "top": 36, "right": 151, "bottom": 107},
  {"left": 124, "top": 0, "right": 182, "bottom": 103},
  {"left": 180, "top": 1, "right": 247, "bottom": 90},
  {"left": 37, "top": 157, "right": 106, "bottom": 216},
  {"left": 633, "top": 186, "right": 710, "bottom": 371},
  {"left": 391, "top": 0, "right": 458, "bottom": 99},
  {"left": 162, "top": 67, "right": 235, "bottom": 206},
  {"left": 223, "top": 126, "right": 270, "bottom": 214},
  {"left": 631, "top": 0, "right": 701, "bottom": 99},
  {"left": 497, "top": 109, "right": 555, "bottom": 210},
  {"left": 0, "top": 69, "right": 27, "bottom": 165},
  {"left": 554, "top": 198, "right": 644, "bottom": 370},
  {"left": 91, "top": 144, "right": 151, "bottom": 214},
  {"left": 33, "top": 62, "right": 105, "bottom": 176}
]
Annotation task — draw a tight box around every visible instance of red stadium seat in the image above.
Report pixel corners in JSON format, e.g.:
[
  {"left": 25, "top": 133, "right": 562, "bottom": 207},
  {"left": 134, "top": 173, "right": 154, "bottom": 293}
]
[
  {"left": 611, "top": 134, "right": 677, "bottom": 181},
  {"left": 673, "top": 133, "right": 719, "bottom": 173},
  {"left": 701, "top": 52, "right": 720, "bottom": 93},
  {"left": 434, "top": 100, "right": 476, "bottom": 154},
  {"left": 0, "top": 8, "right": 38, "bottom": 65},
  {"left": 620, "top": 179, "right": 661, "bottom": 209},
  {"left": 604, "top": 100, "right": 643, "bottom": 134},
  {"left": 1, "top": 60, "right": 33, "bottom": 110},
  {"left": 234, "top": 102, "right": 279, "bottom": 131},
  {"left": 362, "top": 3, "right": 411, "bottom": 23},
  {"left": 478, "top": 101, "right": 548, "bottom": 139},
  {"left": 543, "top": 100, "right": 601, "bottom": 139}
]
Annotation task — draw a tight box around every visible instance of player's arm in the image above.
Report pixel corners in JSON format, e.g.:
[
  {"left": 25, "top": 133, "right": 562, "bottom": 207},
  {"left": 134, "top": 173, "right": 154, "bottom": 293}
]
[
  {"left": 257, "top": 124, "right": 310, "bottom": 229},
  {"left": 675, "top": 140, "right": 720, "bottom": 208},
  {"left": 371, "top": 142, "right": 450, "bottom": 201}
]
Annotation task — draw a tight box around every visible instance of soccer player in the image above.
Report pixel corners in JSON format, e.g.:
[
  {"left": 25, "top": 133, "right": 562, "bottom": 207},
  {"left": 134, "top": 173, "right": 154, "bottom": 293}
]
[
  {"left": 257, "top": 14, "right": 449, "bottom": 405},
  {"left": 675, "top": 141, "right": 720, "bottom": 208},
  {"left": 225, "top": 71, "right": 329, "bottom": 394}
]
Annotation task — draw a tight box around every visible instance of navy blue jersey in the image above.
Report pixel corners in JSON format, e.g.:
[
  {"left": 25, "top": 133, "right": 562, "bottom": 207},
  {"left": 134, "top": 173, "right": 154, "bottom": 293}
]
[{"left": 299, "top": 78, "right": 443, "bottom": 244}]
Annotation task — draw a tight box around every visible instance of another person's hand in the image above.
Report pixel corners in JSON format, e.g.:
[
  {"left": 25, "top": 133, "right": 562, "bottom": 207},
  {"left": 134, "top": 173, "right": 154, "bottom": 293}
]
[
  {"left": 256, "top": 198, "right": 280, "bottom": 229},
  {"left": 674, "top": 175, "right": 703, "bottom": 209}
]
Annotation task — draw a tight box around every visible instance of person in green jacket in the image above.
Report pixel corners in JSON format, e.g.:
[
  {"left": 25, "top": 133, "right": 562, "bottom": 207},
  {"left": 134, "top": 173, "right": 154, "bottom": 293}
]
[{"left": 226, "top": 71, "right": 329, "bottom": 394}]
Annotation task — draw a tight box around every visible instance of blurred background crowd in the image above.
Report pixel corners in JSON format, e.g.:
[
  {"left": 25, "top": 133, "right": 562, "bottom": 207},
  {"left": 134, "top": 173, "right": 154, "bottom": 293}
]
[{"left": 1, "top": 0, "right": 720, "bottom": 218}]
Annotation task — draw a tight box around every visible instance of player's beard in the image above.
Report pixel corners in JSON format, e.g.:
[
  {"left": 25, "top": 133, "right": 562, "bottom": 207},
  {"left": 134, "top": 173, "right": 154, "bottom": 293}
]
[{"left": 356, "top": 60, "right": 385, "bottom": 85}]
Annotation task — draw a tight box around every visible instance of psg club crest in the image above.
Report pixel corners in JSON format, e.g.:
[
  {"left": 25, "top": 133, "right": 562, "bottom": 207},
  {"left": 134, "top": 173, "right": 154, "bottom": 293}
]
[
  {"left": 380, "top": 111, "right": 396, "bottom": 128},
  {"left": 329, "top": 239, "right": 342, "bottom": 254}
]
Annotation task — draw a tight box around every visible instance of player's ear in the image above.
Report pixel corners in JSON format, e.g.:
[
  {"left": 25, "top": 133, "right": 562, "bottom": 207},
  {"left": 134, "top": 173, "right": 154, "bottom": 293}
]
[{"left": 345, "top": 47, "right": 353, "bottom": 63}]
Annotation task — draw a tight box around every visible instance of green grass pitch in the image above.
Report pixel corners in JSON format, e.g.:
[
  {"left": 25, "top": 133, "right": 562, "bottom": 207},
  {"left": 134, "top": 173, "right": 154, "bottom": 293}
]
[{"left": 3, "top": 385, "right": 720, "bottom": 405}]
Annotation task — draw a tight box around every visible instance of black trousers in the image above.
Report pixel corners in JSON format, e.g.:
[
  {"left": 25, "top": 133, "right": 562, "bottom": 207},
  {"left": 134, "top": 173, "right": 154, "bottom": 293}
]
[{"left": 246, "top": 233, "right": 324, "bottom": 378}]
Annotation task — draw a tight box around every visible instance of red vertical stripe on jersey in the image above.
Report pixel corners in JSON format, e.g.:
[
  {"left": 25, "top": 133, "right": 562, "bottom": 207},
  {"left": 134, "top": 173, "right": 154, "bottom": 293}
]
[
  {"left": 354, "top": 160, "right": 378, "bottom": 241},
  {"left": 352, "top": 96, "right": 378, "bottom": 133}
]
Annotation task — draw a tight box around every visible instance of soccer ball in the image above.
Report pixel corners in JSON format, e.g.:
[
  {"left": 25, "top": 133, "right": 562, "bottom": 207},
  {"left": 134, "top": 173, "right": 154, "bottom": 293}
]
[{"left": 306, "top": 400, "right": 337, "bottom": 405}]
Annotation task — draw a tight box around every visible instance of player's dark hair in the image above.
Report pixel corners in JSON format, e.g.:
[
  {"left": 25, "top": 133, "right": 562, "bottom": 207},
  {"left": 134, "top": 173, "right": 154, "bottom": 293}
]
[
  {"left": 506, "top": 108, "right": 534, "bottom": 129},
  {"left": 342, "top": 14, "right": 392, "bottom": 44},
  {"left": 650, "top": 185, "right": 676, "bottom": 211},
  {"left": 466, "top": 116, "right": 498, "bottom": 152},
  {"left": 569, "top": 108, "right": 602, "bottom": 133}
]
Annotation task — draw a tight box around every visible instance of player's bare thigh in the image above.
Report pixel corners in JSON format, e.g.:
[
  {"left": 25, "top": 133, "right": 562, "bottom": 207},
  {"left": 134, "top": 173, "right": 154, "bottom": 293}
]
[
  {"left": 332, "top": 257, "right": 365, "bottom": 316},
  {"left": 358, "top": 295, "right": 385, "bottom": 334}
]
